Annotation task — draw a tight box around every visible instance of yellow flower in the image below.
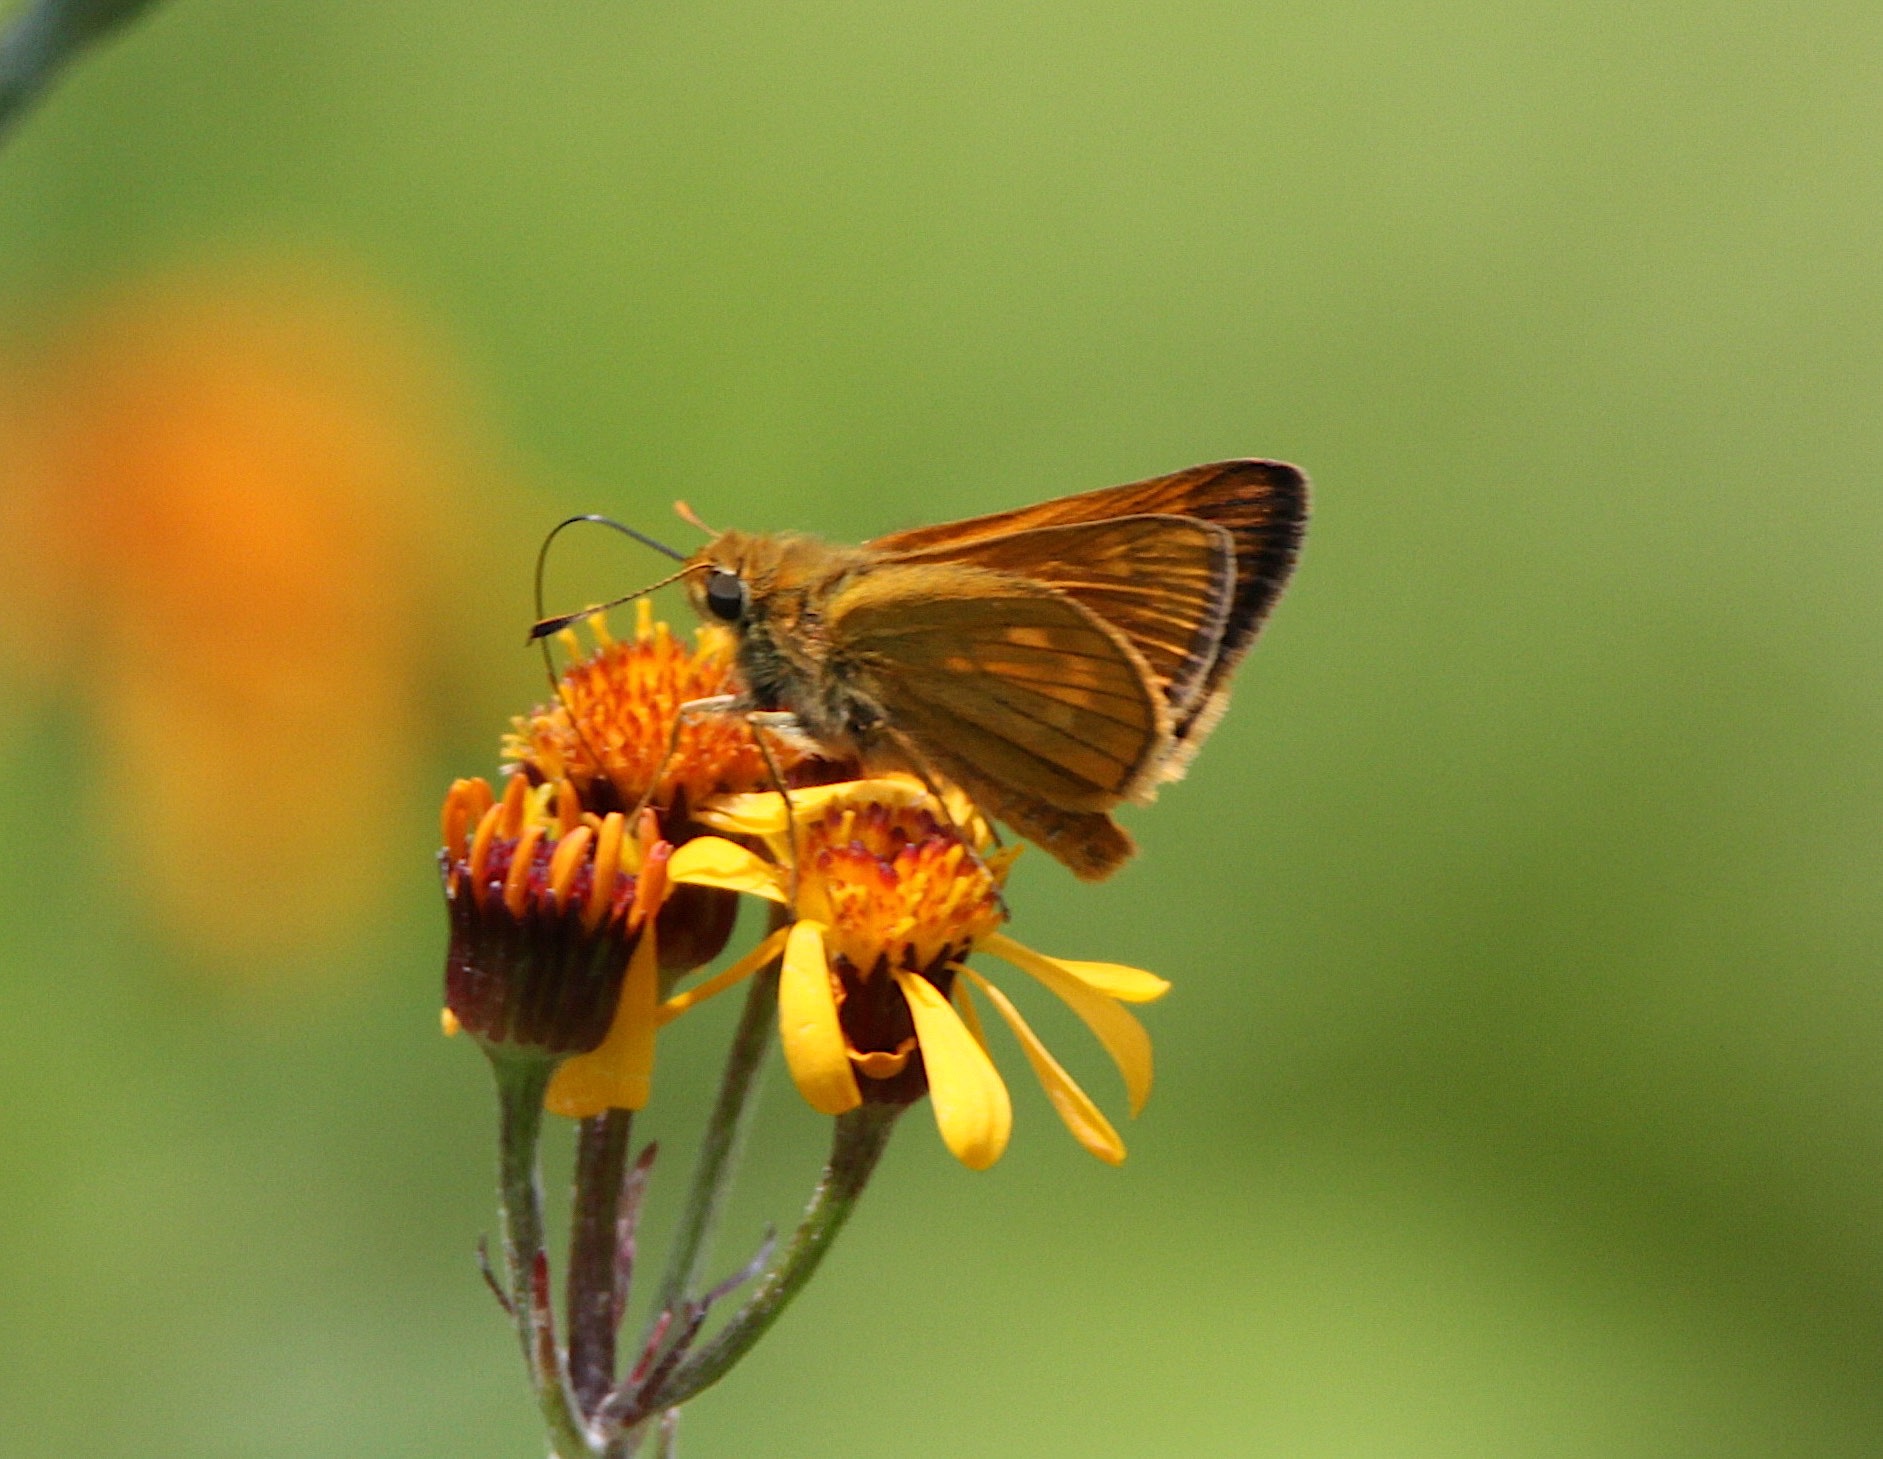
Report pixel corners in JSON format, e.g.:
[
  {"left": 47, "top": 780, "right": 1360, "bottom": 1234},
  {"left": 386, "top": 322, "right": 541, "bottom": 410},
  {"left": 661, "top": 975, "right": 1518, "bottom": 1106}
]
[
  {"left": 441, "top": 772, "right": 667, "bottom": 1064},
  {"left": 441, "top": 772, "right": 733, "bottom": 1118},
  {"left": 503, "top": 599, "right": 816, "bottom": 824},
  {"left": 502, "top": 601, "right": 854, "bottom": 975},
  {"left": 659, "top": 778, "right": 1170, "bottom": 1169}
]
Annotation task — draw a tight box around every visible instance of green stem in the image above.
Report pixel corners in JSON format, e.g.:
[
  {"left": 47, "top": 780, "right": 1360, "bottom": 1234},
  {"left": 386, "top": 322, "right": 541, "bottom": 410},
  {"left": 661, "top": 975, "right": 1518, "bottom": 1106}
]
[
  {"left": 566, "top": 1109, "right": 636, "bottom": 1413},
  {"left": 652, "top": 915, "right": 785, "bottom": 1316},
  {"left": 645, "top": 1103, "right": 901, "bottom": 1413},
  {"left": 0, "top": 0, "right": 163, "bottom": 143},
  {"left": 490, "top": 1050, "right": 597, "bottom": 1459}
]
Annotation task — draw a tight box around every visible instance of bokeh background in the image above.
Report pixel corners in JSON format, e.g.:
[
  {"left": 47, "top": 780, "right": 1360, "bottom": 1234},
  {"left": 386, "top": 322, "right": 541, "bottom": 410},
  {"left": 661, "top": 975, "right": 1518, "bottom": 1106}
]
[{"left": 1, "top": 1, "right": 1880, "bottom": 1455}]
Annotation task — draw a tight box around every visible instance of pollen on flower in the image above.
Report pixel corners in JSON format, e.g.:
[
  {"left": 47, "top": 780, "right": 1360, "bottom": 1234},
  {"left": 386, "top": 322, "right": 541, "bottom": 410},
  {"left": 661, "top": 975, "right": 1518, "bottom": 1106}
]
[
  {"left": 810, "top": 800, "right": 1010, "bottom": 978},
  {"left": 801, "top": 797, "right": 1015, "bottom": 1106},
  {"left": 502, "top": 600, "right": 807, "bottom": 823}
]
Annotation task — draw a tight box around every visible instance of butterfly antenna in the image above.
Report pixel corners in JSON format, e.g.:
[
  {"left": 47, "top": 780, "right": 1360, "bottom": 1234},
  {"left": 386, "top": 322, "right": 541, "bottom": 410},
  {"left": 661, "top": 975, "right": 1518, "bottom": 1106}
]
[
  {"left": 673, "top": 500, "right": 716, "bottom": 536},
  {"left": 531, "top": 513, "right": 699, "bottom": 641},
  {"left": 530, "top": 514, "right": 701, "bottom": 806},
  {"left": 541, "top": 513, "right": 687, "bottom": 577},
  {"left": 528, "top": 567, "right": 701, "bottom": 642}
]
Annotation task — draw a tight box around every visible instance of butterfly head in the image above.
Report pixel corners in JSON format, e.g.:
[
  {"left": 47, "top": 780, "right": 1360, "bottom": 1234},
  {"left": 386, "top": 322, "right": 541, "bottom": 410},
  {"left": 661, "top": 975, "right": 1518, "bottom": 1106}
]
[{"left": 681, "top": 532, "right": 764, "bottom": 628}]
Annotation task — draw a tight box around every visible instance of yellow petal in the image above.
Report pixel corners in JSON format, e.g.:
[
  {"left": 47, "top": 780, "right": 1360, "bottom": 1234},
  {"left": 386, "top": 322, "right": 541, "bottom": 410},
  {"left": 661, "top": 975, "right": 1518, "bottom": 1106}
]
[
  {"left": 503, "top": 824, "right": 544, "bottom": 917},
  {"left": 693, "top": 791, "right": 792, "bottom": 839},
  {"left": 665, "top": 836, "right": 786, "bottom": 901},
  {"left": 546, "top": 825, "right": 594, "bottom": 908},
  {"left": 894, "top": 969, "right": 1012, "bottom": 1170},
  {"left": 980, "top": 933, "right": 1169, "bottom": 1003},
  {"left": 950, "top": 972, "right": 990, "bottom": 1051},
  {"left": 852, "top": 1046, "right": 912, "bottom": 1079},
  {"left": 583, "top": 812, "right": 626, "bottom": 933},
  {"left": 657, "top": 926, "right": 790, "bottom": 1025},
  {"left": 985, "top": 934, "right": 1156, "bottom": 1116},
  {"left": 964, "top": 971, "right": 1124, "bottom": 1165},
  {"left": 699, "top": 776, "right": 931, "bottom": 839},
  {"left": 778, "top": 920, "right": 861, "bottom": 1115},
  {"left": 546, "top": 928, "right": 660, "bottom": 1117}
]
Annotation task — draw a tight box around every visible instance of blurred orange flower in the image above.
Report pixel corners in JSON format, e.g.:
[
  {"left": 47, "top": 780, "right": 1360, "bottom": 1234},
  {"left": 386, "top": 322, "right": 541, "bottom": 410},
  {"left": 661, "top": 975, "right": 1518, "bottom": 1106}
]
[{"left": 0, "top": 257, "right": 512, "bottom": 981}]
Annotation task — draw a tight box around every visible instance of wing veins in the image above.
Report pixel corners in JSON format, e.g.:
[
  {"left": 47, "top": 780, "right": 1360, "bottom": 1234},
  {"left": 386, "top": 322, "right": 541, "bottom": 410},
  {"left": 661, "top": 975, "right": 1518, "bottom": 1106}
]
[
  {"left": 954, "top": 668, "right": 1152, "bottom": 724},
  {"left": 894, "top": 677, "right": 1144, "bottom": 784}
]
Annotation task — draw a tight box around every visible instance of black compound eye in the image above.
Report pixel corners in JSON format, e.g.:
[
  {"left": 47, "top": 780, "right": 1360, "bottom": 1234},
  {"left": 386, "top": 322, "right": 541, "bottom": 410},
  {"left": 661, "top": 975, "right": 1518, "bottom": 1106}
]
[{"left": 703, "top": 568, "right": 748, "bottom": 622}]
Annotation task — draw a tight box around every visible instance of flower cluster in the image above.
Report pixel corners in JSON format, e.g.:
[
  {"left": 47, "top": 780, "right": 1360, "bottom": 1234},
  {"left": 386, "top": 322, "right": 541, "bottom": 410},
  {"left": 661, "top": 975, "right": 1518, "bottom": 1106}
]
[
  {"left": 441, "top": 601, "right": 803, "bottom": 1114},
  {"left": 440, "top": 600, "right": 1168, "bottom": 1167}
]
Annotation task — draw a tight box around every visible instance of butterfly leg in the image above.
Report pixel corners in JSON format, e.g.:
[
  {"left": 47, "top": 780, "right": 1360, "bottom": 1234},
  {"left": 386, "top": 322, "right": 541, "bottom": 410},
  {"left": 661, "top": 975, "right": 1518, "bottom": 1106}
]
[
  {"left": 645, "top": 697, "right": 805, "bottom": 906},
  {"left": 876, "top": 725, "right": 1011, "bottom": 914},
  {"left": 624, "top": 694, "right": 741, "bottom": 825},
  {"left": 740, "top": 713, "right": 801, "bottom": 906}
]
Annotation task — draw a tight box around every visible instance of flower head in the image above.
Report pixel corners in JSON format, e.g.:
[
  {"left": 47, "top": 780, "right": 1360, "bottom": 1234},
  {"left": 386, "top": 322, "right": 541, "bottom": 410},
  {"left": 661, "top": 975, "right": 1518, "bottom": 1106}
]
[
  {"left": 441, "top": 773, "right": 668, "bottom": 1071},
  {"left": 665, "top": 778, "right": 1171, "bottom": 1169},
  {"left": 504, "top": 600, "right": 813, "bottom": 824},
  {"left": 502, "top": 601, "right": 854, "bottom": 974}
]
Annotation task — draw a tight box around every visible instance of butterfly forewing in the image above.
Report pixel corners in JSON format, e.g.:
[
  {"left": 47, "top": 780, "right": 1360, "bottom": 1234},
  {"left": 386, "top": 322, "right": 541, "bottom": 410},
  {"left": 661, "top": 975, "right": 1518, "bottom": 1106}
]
[
  {"left": 881, "top": 513, "right": 1235, "bottom": 716},
  {"left": 829, "top": 565, "right": 1167, "bottom": 812},
  {"left": 869, "top": 458, "right": 1307, "bottom": 758}
]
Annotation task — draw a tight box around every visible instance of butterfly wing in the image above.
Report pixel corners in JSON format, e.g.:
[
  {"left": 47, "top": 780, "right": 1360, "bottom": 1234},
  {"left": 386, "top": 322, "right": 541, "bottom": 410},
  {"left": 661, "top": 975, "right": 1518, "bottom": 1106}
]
[
  {"left": 879, "top": 513, "right": 1235, "bottom": 717},
  {"left": 827, "top": 562, "right": 1166, "bottom": 879},
  {"left": 869, "top": 459, "right": 1307, "bottom": 769}
]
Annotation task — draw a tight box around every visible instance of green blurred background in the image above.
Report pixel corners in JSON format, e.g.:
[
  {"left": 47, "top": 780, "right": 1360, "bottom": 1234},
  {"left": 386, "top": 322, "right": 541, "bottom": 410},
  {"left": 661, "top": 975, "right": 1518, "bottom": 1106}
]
[{"left": 2, "top": 1, "right": 1880, "bottom": 1454}]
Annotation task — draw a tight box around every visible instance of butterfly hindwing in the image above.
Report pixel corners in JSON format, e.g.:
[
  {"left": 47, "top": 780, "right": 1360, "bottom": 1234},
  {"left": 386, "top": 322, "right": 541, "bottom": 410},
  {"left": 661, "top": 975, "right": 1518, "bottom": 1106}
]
[{"left": 828, "top": 563, "right": 1169, "bottom": 813}]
